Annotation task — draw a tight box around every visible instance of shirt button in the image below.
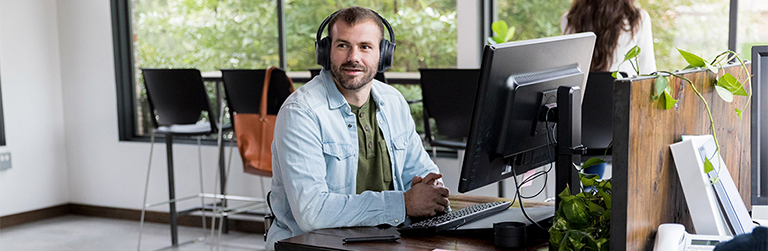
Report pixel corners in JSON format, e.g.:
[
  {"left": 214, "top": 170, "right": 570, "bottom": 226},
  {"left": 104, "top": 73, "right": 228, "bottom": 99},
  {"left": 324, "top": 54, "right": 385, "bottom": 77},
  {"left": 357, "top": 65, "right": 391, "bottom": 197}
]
[
  {"left": 348, "top": 124, "right": 352, "bottom": 128},
  {"left": 359, "top": 113, "right": 364, "bottom": 118},
  {"left": 394, "top": 219, "right": 399, "bottom": 223},
  {"left": 368, "top": 142, "right": 373, "bottom": 148},
  {"left": 364, "top": 125, "right": 370, "bottom": 131}
]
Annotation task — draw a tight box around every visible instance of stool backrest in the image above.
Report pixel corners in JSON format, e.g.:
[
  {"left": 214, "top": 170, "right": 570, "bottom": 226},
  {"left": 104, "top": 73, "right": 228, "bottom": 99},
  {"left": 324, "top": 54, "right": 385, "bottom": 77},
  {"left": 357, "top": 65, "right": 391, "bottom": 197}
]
[
  {"left": 581, "top": 72, "right": 617, "bottom": 151},
  {"left": 221, "top": 68, "right": 293, "bottom": 117},
  {"left": 141, "top": 68, "right": 216, "bottom": 131},
  {"left": 419, "top": 68, "right": 481, "bottom": 141}
]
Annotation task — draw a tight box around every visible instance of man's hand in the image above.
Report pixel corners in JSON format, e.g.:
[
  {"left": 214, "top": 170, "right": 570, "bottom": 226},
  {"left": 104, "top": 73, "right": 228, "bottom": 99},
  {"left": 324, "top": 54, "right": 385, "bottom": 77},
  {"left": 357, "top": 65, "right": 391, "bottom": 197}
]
[{"left": 404, "top": 173, "right": 450, "bottom": 217}]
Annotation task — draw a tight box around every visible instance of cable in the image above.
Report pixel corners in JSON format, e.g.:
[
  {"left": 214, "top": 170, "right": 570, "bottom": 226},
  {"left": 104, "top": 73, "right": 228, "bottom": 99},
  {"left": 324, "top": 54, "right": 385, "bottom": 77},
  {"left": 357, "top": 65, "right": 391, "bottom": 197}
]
[
  {"left": 512, "top": 165, "right": 546, "bottom": 230},
  {"left": 517, "top": 104, "right": 558, "bottom": 199}
]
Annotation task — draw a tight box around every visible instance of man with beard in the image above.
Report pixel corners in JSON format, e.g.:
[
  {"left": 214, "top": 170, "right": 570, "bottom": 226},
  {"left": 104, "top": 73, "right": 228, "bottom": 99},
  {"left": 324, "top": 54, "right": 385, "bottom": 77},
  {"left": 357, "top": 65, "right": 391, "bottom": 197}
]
[{"left": 265, "top": 6, "right": 449, "bottom": 250}]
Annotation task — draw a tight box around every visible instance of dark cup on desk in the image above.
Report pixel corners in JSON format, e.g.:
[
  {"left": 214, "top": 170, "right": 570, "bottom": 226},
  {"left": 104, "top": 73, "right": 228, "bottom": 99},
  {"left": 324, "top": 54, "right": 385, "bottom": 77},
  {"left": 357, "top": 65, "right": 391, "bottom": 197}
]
[{"left": 494, "top": 221, "right": 527, "bottom": 248}]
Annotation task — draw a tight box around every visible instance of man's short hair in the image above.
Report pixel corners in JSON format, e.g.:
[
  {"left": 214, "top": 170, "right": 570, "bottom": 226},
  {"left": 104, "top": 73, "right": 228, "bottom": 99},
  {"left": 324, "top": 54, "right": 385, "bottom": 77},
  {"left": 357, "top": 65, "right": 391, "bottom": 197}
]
[{"left": 327, "top": 6, "right": 386, "bottom": 41}]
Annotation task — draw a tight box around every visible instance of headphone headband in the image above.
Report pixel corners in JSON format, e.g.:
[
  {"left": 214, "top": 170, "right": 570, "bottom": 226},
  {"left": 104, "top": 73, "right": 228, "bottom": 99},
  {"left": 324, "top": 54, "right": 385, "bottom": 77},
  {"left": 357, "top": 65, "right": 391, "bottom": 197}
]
[
  {"left": 315, "top": 10, "right": 396, "bottom": 46},
  {"left": 315, "top": 9, "right": 396, "bottom": 73}
]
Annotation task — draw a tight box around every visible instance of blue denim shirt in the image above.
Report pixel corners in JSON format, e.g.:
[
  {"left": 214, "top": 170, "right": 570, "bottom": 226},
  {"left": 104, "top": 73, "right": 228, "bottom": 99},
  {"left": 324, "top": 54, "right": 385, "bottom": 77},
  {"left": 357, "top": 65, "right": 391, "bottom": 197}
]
[{"left": 265, "top": 69, "right": 440, "bottom": 250}]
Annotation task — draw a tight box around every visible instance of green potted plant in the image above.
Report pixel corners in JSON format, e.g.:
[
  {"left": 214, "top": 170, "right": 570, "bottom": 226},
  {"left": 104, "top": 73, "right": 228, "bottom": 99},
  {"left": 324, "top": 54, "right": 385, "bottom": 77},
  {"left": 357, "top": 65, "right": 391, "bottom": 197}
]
[{"left": 549, "top": 156, "right": 611, "bottom": 251}]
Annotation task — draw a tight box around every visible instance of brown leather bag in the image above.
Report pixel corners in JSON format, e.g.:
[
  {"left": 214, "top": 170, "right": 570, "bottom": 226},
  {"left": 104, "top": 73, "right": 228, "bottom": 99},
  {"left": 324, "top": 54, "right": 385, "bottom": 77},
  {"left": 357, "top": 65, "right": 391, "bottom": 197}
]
[{"left": 233, "top": 67, "right": 294, "bottom": 177}]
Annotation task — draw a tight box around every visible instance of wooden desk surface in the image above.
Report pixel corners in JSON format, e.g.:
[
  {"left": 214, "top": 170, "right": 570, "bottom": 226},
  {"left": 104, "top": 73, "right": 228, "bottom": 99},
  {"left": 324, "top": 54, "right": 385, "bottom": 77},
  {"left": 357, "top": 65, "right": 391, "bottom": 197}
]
[{"left": 275, "top": 195, "right": 552, "bottom": 251}]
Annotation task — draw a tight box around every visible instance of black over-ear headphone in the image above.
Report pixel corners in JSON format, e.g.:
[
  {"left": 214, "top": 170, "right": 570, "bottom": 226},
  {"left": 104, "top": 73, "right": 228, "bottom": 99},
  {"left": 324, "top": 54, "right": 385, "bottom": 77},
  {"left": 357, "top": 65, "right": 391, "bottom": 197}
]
[{"left": 315, "top": 10, "right": 396, "bottom": 73}]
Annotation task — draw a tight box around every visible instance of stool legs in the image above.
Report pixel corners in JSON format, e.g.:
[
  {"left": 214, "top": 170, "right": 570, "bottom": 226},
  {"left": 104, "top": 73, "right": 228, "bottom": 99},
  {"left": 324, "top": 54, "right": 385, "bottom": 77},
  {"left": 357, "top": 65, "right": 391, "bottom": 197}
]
[{"left": 165, "top": 135, "right": 179, "bottom": 246}]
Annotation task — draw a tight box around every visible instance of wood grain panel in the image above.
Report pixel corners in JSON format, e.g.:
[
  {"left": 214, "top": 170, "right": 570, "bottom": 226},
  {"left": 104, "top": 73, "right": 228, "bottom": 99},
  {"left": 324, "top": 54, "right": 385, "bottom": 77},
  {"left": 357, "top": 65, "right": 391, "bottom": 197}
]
[{"left": 611, "top": 64, "right": 752, "bottom": 251}]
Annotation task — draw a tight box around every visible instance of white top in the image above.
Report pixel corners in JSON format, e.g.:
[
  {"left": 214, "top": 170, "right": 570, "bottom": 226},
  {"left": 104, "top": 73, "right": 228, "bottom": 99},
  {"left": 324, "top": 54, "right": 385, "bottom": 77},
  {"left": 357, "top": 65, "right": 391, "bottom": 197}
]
[{"left": 561, "top": 9, "right": 656, "bottom": 75}]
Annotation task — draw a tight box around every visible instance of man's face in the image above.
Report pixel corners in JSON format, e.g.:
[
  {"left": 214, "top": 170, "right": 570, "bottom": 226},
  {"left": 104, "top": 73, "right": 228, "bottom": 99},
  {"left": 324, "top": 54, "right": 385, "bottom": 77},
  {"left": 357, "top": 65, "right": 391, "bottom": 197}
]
[{"left": 329, "top": 20, "right": 381, "bottom": 91}]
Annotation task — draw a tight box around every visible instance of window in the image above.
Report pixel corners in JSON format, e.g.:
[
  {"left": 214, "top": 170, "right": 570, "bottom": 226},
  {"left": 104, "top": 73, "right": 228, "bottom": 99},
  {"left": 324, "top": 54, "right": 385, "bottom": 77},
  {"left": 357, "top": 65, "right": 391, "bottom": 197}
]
[
  {"left": 284, "top": 1, "right": 457, "bottom": 72},
  {"left": 660, "top": 1, "right": 731, "bottom": 69},
  {"left": 495, "top": 0, "right": 738, "bottom": 71},
  {"left": 113, "top": 0, "right": 459, "bottom": 140},
  {"left": 737, "top": 0, "right": 768, "bottom": 61},
  {"left": 494, "top": 0, "right": 570, "bottom": 41},
  {"left": 129, "top": 0, "right": 280, "bottom": 137},
  {"left": 114, "top": 0, "right": 758, "bottom": 141}
]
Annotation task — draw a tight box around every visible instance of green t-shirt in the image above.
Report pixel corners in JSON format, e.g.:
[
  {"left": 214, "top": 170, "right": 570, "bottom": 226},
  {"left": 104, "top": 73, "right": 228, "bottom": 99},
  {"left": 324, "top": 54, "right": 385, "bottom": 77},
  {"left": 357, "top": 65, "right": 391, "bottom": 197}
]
[{"left": 350, "top": 97, "right": 393, "bottom": 194}]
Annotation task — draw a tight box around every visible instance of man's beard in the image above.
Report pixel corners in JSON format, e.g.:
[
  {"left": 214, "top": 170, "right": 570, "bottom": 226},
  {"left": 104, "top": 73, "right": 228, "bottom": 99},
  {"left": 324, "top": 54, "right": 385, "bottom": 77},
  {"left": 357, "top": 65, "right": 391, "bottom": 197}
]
[{"left": 331, "top": 61, "right": 377, "bottom": 91}]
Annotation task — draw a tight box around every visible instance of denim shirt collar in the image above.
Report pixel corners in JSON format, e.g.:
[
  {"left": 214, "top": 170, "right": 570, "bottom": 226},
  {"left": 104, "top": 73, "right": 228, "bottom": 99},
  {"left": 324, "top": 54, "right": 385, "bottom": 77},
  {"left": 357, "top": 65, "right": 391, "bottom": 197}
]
[{"left": 320, "top": 69, "right": 385, "bottom": 110}]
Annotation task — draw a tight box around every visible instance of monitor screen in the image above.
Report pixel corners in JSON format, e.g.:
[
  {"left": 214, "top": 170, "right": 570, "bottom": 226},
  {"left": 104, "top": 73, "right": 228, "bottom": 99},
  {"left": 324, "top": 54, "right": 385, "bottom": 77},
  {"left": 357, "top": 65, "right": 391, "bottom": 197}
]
[{"left": 458, "top": 33, "right": 595, "bottom": 193}]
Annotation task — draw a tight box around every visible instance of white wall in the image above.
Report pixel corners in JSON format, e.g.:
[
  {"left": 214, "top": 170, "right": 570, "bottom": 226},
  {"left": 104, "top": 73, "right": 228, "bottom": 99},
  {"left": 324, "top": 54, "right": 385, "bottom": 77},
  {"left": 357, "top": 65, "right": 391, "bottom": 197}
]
[
  {"left": 456, "top": 0, "right": 482, "bottom": 68},
  {"left": 0, "top": 0, "right": 70, "bottom": 216},
  {"left": 0, "top": 0, "right": 265, "bottom": 217},
  {"left": 56, "top": 0, "right": 267, "bottom": 212}
]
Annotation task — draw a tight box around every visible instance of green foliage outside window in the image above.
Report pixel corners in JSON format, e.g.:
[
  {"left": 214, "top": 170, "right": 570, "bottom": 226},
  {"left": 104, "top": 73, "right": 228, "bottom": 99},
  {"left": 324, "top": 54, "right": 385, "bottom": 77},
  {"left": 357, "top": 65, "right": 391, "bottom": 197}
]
[
  {"left": 284, "top": 0, "right": 457, "bottom": 72},
  {"left": 131, "top": 0, "right": 457, "bottom": 135}
]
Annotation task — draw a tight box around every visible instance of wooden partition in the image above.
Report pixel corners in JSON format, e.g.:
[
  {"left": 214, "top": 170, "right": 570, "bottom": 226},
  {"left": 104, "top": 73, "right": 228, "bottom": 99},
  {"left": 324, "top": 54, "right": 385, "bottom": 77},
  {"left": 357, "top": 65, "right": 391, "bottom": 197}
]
[{"left": 610, "top": 63, "right": 752, "bottom": 251}]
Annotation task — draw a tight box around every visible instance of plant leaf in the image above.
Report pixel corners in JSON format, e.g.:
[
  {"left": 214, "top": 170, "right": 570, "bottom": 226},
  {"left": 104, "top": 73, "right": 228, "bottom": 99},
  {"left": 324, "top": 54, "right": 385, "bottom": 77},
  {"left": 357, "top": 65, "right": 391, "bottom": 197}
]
[
  {"left": 612, "top": 71, "right": 625, "bottom": 80},
  {"left": 582, "top": 157, "right": 606, "bottom": 169},
  {"left": 704, "top": 157, "right": 714, "bottom": 174},
  {"left": 598, "top": 189, "right": 612, "bottom": 210},
  {"left": 493, "top": 36, "right": 504, "bottom": 44},
  {"left": 492, "top": 21, "right": 508, "bottom": 43},
  {"left": 677, "top": 48, "right": 707, "bottom": 68},
  {"left": 563, "top": 198, "right": 590, "bottom": 228},
  {"left": 623, "top": 45, "right": 641, "bottom": 61},
  {"left": 504, "top": 26, "right": 515, "bottom": 43},
  {"left": 663, "top": 90, "right": 678, "bottom": 110},
  {"left": 486, "top": 37, "right": 496, "bottom": 45},
  {"left": 559, "top": 186, "right": 575, "bottom": 202},
  {"left": 715, "top": 85, "right": 734, "bottom": 103},
  {"left": 596, "top": 238, "right": 609, "bottom": 251},
  {"left": 718, "top": 73, "right": 748, "bottom": 96},
  {"left": 581, "top": 173, "right": 598, "bottom": 187},
  {"left": 706, "top": 63, "right": 720, "bottom": 74},
  {"left": 587, "top": 200, "right": 605, "bottom": 213},
  {"left": 736, "top": 108, "right": 743, "bottom": 119},
  {"left": 653, "top": 76, "right": 669, "bottom": 100}
]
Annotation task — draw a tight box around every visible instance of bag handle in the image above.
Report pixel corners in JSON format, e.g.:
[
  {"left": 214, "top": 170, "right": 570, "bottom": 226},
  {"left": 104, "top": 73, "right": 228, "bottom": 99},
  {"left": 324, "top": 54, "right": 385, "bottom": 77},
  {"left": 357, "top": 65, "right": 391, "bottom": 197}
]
[{"left": 260, "top": 66, "right": 295, "bottom": 119}]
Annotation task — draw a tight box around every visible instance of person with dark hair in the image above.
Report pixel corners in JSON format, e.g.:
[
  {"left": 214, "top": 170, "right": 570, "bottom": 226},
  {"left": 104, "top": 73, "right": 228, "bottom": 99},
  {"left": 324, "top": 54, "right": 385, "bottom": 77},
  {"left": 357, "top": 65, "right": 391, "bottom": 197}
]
[
  {"left": 561, "top": 0, "right": 656, "bottom": 75},
  {"left": 265, "top": 6, "right": 448, "bottom": 250}
]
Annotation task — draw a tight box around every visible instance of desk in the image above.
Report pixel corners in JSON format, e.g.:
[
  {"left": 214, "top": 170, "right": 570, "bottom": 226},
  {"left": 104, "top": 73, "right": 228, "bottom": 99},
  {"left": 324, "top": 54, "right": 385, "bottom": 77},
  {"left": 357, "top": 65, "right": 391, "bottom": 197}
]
[{"left": 275, "top": 195, "right": 551, "bottom": 251}]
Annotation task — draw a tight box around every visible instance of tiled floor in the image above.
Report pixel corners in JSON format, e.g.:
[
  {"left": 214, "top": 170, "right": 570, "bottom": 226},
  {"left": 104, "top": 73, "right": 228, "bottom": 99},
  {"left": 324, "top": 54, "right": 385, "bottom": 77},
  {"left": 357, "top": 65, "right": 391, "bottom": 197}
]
[{"left": 0, "top": 215, "right": 265, "bottom": 251}]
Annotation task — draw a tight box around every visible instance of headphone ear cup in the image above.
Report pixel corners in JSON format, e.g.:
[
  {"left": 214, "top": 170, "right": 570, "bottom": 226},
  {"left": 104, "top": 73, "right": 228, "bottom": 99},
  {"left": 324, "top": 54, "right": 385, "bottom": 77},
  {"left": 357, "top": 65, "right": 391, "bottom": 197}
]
[
  {"left": 316, "top": 37, "right": 332, "bottom": 70},
  {"left": 378, "top": 39, "right": 395, "bottom": 73}
]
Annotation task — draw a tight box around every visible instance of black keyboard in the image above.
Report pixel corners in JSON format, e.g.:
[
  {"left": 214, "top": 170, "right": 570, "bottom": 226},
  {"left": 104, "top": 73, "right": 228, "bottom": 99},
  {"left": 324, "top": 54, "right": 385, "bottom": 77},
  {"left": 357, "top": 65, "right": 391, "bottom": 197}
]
[{"left": 398, "top": 201, "right": 512, "bottom": 236}]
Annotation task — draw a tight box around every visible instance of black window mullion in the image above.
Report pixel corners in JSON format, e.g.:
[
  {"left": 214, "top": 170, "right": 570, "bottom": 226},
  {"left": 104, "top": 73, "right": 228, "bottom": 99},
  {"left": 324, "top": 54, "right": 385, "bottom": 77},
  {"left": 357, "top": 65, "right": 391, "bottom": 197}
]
[
  {"left": 111, "top": 0, "right": 137, "bottom": 141},
  {"left": 728, "top": 0, "right": 738, "bottom": 62}
]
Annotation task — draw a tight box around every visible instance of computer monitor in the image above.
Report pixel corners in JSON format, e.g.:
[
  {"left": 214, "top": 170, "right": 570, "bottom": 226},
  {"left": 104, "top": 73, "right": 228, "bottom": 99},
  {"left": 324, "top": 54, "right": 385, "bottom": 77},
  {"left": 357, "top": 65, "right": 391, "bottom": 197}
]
[
  {"left": 752, "top": 45, "right": 768, "bottom": 205},
  {"left": 458, "top": 33, "right": 595, "bottom": 194}
]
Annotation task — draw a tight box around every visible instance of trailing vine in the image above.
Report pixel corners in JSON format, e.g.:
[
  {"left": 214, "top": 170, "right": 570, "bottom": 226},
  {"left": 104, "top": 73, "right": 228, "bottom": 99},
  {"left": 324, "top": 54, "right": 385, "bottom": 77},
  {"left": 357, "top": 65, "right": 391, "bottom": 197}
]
[{"left": 614, "top": 46, "right": 752, "bottom": 178}]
